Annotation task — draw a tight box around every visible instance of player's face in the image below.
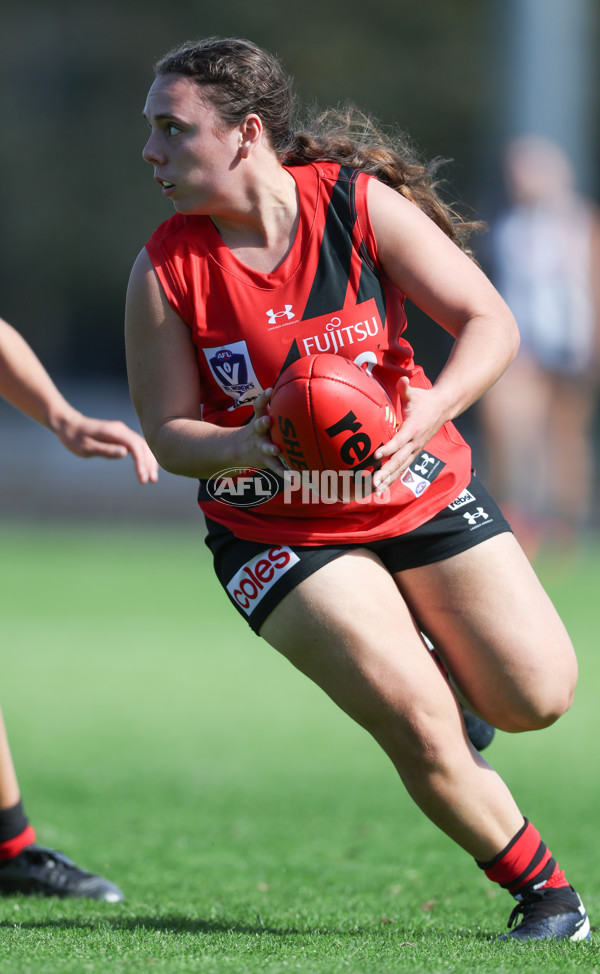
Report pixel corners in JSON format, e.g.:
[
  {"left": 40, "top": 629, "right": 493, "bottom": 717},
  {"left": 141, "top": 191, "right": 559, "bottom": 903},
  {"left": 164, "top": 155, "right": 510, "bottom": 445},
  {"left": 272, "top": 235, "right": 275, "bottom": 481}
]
[{"left": 142, "top": 74, "right": 242, "bottom": 215}]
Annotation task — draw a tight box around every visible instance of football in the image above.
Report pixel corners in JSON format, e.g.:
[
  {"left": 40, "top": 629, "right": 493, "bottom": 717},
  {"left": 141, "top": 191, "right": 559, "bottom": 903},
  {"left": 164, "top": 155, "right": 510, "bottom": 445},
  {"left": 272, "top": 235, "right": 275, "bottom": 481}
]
[{"left": 269, "top": 353, "right": 399, "bottom": 500}]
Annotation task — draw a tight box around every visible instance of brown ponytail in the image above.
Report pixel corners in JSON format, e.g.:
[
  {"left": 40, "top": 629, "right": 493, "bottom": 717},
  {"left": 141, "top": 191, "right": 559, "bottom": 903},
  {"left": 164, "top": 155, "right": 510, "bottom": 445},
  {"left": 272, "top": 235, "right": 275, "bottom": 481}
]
[{"left": 285, "top": 105, "right": 483, "bottom": 256}]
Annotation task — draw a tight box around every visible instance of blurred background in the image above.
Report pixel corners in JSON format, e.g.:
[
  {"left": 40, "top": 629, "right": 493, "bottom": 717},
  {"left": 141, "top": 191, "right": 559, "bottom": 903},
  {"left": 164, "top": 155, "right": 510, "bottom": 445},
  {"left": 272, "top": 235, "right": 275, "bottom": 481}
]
[{"left": 1, "top": 0, "right": 599, "bottom": 542}]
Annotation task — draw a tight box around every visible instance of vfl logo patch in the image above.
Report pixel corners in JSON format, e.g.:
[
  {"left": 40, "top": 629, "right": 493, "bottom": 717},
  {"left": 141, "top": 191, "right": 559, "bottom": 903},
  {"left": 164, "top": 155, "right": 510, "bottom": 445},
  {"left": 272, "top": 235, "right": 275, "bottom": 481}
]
[
  {"left": 227, "top": 546, "right": 300, "bottom": 615},
  {"left": 203, "top": 340, "right": 263, "bottom": 408},
  {"left": 448, "top": 488, "right": 476, "bottom": 511},
  {"left": 401, "top": 451, "right": 446, "bottom": 498}
]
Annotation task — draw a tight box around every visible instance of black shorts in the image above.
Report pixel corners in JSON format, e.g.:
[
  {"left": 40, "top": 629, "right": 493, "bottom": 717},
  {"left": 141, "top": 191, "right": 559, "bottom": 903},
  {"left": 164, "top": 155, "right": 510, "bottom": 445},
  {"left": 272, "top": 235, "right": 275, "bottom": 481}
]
[{"left": 204, "top": 474, "right": 512, "bottom": 634}]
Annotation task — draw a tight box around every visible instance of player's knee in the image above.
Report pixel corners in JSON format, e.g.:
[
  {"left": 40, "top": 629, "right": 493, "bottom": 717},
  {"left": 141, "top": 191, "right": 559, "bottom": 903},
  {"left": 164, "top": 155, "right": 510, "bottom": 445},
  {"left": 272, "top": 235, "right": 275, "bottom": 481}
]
[
  {"left": 498, "top": 679, "right": 576, "bottom": 733},
  {"left": 489, "top": 641, "right": 578, "bottom": 732},
  {"left": 363, "top": 700, "right": 458, "bottom": 772},
  {"left": 536, "top": 659, "right": 577, "bottom": 724}
]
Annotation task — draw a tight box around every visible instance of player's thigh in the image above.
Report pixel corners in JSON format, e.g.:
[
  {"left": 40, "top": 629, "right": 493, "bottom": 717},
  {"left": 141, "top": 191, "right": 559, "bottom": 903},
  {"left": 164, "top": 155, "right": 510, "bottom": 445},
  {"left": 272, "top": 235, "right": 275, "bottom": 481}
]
[
  {"left": 258, "top": 548, "right": 460, "bottom": 744},
  {"left": 395, "top": 532, "right": 578, "bottom": 731}
]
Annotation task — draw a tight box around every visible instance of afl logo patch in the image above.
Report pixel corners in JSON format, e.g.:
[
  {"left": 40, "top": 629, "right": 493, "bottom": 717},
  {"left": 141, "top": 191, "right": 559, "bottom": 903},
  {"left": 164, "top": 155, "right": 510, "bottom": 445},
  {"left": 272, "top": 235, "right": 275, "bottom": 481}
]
[{"left": 206, "top": 467, "right": 282, "bottom": 507}]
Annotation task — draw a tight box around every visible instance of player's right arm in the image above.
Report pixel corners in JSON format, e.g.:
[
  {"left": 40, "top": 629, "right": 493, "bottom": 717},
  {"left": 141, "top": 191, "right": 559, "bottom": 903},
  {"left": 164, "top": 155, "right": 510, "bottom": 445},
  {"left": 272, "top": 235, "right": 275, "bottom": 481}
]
[{"left": 125, "top": 248, "right": 283, "bottom": 478}]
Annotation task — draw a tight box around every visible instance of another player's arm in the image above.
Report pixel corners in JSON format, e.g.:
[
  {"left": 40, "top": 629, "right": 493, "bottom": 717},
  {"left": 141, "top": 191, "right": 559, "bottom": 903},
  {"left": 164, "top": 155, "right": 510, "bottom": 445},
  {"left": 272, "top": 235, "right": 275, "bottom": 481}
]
[
  {"left": 0, "top": 315, "right": 158, "bottom": 484},
  {"left": 0, "top": 317, "right": 82, "bottom": 431},
  {"left": 125, "top": 249, "right": 283, "bottom": 478},
  {"left": 366, "top": 180, "right": 520, "bottom": 491}
]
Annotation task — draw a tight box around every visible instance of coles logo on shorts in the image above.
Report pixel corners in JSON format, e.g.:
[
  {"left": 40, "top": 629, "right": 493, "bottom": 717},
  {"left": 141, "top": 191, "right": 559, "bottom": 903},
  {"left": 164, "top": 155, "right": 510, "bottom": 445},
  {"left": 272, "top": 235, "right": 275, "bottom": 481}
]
[{"left": 226, "top": 546, "right": 300, "bottom": 615}]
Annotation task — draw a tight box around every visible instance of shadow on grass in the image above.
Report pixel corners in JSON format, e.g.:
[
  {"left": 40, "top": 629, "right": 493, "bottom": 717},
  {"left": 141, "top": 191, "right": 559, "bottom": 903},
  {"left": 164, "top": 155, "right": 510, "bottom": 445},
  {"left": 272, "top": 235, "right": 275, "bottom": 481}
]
[{"left": 0, "top": 913, "right": 497, "bottom": 942}]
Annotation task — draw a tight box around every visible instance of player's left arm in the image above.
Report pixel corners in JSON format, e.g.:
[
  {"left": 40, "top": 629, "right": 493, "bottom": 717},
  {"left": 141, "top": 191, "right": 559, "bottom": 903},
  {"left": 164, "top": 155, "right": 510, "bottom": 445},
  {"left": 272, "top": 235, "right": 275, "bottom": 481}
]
[
  {"left": 0, "top": 316, "right": 158, "bottom": 484},
  {"left": 365, "top": 179, "right": 520, "bottom": 492}
]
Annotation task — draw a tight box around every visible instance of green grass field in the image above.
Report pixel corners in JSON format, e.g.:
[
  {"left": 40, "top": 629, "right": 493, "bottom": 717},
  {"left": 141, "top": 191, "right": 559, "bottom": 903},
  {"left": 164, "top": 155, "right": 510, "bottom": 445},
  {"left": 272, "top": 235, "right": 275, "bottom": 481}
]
[{"left": 1, "top": 521, "right": 599, "bottom": 973}]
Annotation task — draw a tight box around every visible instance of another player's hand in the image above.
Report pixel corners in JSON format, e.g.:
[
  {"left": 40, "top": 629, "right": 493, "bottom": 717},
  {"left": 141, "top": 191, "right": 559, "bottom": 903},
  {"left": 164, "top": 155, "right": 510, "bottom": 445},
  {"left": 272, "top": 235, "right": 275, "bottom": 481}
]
[
  {"left": 372, "top": 378, "right": 446, "bottom": 494},
  {"left": 55, "top": 411, "right": 159, "bottom": 484}
]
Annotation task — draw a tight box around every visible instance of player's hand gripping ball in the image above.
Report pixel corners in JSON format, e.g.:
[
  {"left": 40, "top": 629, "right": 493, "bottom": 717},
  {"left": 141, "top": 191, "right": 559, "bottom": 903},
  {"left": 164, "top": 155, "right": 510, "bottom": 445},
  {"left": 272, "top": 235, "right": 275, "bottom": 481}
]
[{"left": 269, "top": 353, "right": 399, "bottom": 501}]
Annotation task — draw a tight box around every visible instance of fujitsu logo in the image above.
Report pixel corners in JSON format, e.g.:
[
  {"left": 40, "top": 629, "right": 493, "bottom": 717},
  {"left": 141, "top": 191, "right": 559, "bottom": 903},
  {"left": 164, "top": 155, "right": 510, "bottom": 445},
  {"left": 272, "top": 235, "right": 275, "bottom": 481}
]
[
  {"left": 226, "top": 546, "right": 300, "bottom": 614},
  {"left": 302, "top": 316, "right": 379, "bottom": 356},
  {"left": 266, "top": 305, "right": 295, "bottom": 324}
]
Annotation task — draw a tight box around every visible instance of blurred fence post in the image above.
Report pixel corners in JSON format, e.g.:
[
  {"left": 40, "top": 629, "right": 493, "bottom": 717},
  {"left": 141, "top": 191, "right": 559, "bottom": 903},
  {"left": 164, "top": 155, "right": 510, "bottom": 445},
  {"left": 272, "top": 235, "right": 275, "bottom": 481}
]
[{"left": 503, "top": 0, "right": 596, "bottom": 194}]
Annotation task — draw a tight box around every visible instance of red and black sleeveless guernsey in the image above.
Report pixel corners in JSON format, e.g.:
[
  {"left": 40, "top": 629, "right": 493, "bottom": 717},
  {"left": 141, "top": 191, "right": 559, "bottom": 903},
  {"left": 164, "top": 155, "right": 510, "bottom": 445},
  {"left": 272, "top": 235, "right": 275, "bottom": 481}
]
[{"left": 145, "top": 162, "right": 472, "bottom": 544}]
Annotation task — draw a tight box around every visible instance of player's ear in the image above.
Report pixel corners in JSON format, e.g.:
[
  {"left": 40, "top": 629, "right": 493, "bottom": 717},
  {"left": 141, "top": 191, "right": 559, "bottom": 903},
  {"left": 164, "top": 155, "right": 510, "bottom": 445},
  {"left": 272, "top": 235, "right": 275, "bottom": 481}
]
[{"left": 239, "top": 114, "right": 262, "bottom": 157}]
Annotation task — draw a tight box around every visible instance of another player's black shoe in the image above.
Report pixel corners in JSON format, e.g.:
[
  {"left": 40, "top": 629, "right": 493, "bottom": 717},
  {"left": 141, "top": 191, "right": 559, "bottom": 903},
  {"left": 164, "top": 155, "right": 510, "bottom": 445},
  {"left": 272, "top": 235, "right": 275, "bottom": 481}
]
[
  {"left": 0, "top": 844, "right": 125, "bottom": 901},
  {"left": 461, "top": 706, "right": 496, "bottom": 751},
  {"left": 499, "top": 885, "right": 590, "bottom": 941}
]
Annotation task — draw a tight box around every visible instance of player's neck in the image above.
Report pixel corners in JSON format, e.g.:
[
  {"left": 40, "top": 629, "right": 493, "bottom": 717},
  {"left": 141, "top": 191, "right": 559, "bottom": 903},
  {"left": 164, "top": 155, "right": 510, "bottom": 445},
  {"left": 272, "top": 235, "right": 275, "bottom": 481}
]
[{"left": 211, "top": 168, "right": 299, "bottom": 273}]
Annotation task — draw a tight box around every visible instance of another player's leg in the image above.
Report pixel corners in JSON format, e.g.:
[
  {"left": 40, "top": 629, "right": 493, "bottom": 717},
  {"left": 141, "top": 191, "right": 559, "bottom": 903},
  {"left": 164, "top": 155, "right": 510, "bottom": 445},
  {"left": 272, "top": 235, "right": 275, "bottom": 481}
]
[
  {"left": 259, "top": 548, "right": 589, "bottom": 941},
  {"left": 0, "top": 708, "right": 124, "bottom": 901}
]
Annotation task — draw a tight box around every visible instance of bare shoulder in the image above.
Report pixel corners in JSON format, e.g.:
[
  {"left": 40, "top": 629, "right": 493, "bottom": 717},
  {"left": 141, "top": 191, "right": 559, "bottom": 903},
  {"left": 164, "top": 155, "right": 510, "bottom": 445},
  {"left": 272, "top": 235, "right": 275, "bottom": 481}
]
[
  {"left": 127, "top": 248, "right": 161, "bottom": 303},
  {"left": 129, "top": 245, "right": 154, "bottom": 277},
  {"left": 366, "top": 178, "right": 435, "bottom": 231},
  {"left": 365, "top": 178, "right": 463, "bottom": 268},
  {"left": 125, "top": 247, "right": 176, "bottom": 329},
  {"left": 365, "top": 179, "right": 477, "bottom": 296}
]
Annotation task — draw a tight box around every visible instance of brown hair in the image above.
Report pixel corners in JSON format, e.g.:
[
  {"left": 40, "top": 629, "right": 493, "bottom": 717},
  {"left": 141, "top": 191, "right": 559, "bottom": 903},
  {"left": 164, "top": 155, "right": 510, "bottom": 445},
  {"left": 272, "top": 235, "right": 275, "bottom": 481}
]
[{"left": 154, "top": 37, "right": 483, "bottom": 254}]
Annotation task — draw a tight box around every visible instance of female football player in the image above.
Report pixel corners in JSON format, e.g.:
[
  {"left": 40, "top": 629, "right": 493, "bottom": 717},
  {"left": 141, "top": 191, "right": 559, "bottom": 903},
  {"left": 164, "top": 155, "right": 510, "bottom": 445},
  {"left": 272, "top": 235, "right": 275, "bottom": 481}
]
[{"left": 125, "top": 37, "right": 589, "bottom": 941}]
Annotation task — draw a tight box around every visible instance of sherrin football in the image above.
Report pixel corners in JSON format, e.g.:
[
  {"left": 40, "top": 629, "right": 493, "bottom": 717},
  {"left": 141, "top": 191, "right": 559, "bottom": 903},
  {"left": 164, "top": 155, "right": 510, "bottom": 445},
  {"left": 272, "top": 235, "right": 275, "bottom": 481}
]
[{"left": 269, "top": 353, "right": 399, "bottom": 500}]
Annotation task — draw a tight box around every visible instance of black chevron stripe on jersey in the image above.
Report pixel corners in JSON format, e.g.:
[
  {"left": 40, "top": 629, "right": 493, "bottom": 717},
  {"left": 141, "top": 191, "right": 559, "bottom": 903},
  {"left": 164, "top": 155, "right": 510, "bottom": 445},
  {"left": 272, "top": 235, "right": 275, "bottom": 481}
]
[
  {"left": 348, "top": 169, "right": 387, "bottom": 326},
  {"left": 274, "top": 338, "right": 303, "bottom": 385},
  {"left": 301, "top": 167, "right": 355, "bottom": 320},
  {"left": 302, "top": 167, "right": 387, "bottom": 326},
  {"left": 357, "top": 254, "right": 387, "bottom": 326}
]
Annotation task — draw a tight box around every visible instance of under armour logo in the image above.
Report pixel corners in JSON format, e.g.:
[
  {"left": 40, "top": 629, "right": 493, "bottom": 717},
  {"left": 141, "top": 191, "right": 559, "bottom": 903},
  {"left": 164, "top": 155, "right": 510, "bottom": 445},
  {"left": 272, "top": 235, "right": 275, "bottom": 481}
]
[
  {"left": 413, "top": 453, "right": 436, "bottom": 476},
  {"left": 266, "top": 305, "right": 294, "bottom": 325},
  {"left": 463, "top": 507, "right": 489, "bottom": 526}
]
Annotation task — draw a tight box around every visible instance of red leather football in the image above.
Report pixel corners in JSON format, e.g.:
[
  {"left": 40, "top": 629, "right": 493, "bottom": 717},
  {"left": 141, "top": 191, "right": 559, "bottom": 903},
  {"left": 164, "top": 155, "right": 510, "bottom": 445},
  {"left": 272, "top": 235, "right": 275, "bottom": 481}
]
[{"left": 269, "top": 353, "right": 399, "bottom": 499}]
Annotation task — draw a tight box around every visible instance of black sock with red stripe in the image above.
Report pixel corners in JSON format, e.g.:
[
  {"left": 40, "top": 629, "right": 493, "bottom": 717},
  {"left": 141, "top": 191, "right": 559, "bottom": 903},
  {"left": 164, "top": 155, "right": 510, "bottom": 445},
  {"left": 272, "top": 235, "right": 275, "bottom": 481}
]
[
  {"left": 476, "top": 818, "right": 570, "bottom": 900},
  {"left": 0, "top": 801, "right": 36, "bottom": 861}
]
